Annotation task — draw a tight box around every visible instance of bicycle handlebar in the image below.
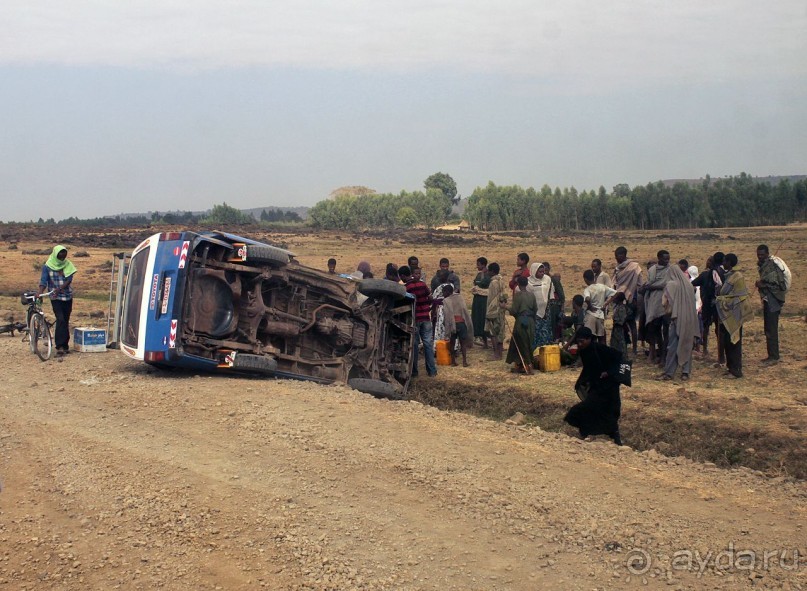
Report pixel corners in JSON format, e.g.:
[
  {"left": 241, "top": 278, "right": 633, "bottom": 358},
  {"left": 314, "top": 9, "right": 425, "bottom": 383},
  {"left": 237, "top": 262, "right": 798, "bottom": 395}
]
[{"left": 25, "top": 290, "right": 55, "bottom": 302}]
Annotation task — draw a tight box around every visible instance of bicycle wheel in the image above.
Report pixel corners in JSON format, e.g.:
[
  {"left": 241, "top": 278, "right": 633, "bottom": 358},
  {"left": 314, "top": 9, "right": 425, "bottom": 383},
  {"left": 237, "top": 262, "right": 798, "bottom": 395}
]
[
  {"left": 27, "top": 309, "right": 36, "bottom": 353},
  {"left": 31, "top": 314, "right": 53, "bottom": 361}
]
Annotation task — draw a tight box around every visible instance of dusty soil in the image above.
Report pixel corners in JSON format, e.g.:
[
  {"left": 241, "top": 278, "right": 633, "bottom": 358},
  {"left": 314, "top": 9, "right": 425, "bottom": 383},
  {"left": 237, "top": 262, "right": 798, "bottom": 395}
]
[{"left": 1, "top": 340, "right": 806, "bottom": 591}]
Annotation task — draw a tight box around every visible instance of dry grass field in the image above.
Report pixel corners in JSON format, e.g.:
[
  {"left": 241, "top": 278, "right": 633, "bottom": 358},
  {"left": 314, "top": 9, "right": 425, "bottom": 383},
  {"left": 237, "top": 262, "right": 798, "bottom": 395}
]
[{"left": 2, "top": 223, "right": 806, "bottom": 478}]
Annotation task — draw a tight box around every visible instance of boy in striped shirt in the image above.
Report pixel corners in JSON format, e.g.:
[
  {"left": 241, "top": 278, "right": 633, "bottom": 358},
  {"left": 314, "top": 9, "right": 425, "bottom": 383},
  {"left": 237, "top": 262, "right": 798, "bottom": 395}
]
[{"left": 399, "top": 266, "right": 436, "bottom": 377}]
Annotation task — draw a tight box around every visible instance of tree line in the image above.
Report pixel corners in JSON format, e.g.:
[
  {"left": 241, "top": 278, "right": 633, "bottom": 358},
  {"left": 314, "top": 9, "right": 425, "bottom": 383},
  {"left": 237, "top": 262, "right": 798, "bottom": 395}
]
[
  {"left": 6, "top": 172, "right": 805, "bottom": 231},
  {"left": 10, "top": 204, "right": 303, "bottom": 228},
  {"left": 308, "top": 173, "right": 807, "bottom": 231},
  {"left": 464, "top": 174, "right": 807, "bottom": 231}
]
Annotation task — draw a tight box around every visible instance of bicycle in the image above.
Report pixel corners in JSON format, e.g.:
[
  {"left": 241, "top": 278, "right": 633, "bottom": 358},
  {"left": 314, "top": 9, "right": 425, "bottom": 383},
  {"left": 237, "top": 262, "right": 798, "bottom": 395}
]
[
  {"left": 0, "top": 319, "right": 27, "bottom": 337},
  {"left": 20, "top": 290, "right": 55, "bottom": 361}
]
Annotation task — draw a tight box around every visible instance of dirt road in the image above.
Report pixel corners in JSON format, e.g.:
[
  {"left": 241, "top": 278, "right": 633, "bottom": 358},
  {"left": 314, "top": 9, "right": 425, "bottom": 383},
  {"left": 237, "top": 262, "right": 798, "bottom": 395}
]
[{"left": 1, "top": 339, "right": 805, "bottom": 590}]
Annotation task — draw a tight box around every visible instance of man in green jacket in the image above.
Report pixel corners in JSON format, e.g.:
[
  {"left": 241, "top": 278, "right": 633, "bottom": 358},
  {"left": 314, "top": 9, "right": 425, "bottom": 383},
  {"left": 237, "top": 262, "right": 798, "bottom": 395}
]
[{"left": 755, "top": 244, "right": 787, "bottom": 364}]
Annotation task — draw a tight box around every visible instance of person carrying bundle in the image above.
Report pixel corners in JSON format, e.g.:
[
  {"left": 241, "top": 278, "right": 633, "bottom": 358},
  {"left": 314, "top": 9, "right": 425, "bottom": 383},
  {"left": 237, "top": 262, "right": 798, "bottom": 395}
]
[{"left": 755, "top": 244, "right": 790, "bottom": 364}]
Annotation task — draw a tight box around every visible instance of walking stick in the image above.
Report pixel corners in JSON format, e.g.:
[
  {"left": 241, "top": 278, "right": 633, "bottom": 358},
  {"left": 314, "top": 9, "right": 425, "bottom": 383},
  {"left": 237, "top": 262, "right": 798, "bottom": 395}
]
[{"left": 503, "top": 313, "right": 530, "bottom": 372}]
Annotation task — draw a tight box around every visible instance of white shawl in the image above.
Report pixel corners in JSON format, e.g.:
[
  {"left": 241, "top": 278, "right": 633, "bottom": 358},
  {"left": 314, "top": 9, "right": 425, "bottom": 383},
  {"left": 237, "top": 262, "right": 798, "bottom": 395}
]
[{"left": 527, "top": 262, "right": 553, "bottom": 319}]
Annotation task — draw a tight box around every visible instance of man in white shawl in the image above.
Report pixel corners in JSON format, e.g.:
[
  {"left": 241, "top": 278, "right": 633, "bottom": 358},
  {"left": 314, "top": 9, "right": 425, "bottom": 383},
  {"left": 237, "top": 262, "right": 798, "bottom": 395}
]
[
  {"left": 608, "top": 246, "right": 643, "bottom": 302},
  {"left": 605, "top": 246, "right": 644, "bottom": 357},
  {"left": 527, "top": 262, "right": 554, "bottom": 349},
  {"left": 659, "top": 265, "right": 699, "bottom": 381}
]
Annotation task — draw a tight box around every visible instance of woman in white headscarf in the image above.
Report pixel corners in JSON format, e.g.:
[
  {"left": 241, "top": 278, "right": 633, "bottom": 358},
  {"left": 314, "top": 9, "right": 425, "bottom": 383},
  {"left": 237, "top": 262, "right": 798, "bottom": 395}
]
[
  {"left": 431, "top": 270, "right": 458, "bottom": 350},
  {"left": 527, "top": 262, "right": 554, "bottom": 349},
  {"left": 687, "top": 266, "right": 701, "bottom": 310}
]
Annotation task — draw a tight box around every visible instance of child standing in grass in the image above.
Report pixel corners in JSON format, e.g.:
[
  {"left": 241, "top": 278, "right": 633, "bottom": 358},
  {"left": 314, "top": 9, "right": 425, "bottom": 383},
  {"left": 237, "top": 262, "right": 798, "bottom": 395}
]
[
  {"left": 610, "top": 291, "right": 628, "bottom": 358},
  {"left": 441, "top": 284, "right": 474, "bottom": 367},
  {"left": 560, "top": 295, "right": 586, "bottom": 365}
]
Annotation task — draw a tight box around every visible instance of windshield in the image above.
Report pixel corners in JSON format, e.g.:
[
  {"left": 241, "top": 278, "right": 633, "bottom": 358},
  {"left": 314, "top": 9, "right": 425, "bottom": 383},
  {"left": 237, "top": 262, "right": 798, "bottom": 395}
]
[{"left": 121, "top": 246, "right": 151, "bottom": 348}]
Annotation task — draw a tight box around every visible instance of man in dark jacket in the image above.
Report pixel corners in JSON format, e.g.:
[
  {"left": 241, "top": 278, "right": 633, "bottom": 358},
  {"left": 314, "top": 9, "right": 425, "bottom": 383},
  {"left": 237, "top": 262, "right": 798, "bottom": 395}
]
[
  {"left": 692, "top": 256, "right": 718, "bottom": 358},
  {"left": 543, "top": 261, "right": 566, "bottom": 340},
  {"left": 430, "top": 257, "right": 461, "bottom": 293},
  {"left": 755, "top": 244, "right": 787, "bottom": 363}
]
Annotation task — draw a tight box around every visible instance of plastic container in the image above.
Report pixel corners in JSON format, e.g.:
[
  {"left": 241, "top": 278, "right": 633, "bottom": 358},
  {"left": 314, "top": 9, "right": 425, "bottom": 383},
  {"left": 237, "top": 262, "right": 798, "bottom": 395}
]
[
  {"left": 73, "top": 327, "right": 107, "bottom": 353},
  {"left": 537, "top": 344, "right": 561, "bottom": 372},
  {"left": 435, "top": 340, "right": 452, "bottom": 366}
]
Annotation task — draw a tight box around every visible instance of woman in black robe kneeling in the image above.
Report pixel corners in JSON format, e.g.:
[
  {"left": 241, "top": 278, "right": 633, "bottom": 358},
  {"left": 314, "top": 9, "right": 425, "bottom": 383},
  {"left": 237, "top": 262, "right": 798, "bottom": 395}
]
[{"left": 564, "top": 327, "right": 624, "bottom": 445}]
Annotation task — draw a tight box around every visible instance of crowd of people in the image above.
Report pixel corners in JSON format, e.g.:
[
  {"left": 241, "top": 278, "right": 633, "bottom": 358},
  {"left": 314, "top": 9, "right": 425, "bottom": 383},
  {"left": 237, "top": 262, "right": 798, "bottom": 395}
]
[
  {"left": 341, "top": 243, "right": 791, "bottom": 444},
  {"left": 30, "top": 240, "right": 790, "bottom": 448}
]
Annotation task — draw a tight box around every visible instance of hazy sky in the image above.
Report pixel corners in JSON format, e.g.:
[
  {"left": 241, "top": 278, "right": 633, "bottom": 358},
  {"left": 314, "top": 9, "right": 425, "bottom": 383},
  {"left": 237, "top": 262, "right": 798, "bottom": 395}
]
[{"left": 2, "top": 0, "right": 805, "bottom": 222}]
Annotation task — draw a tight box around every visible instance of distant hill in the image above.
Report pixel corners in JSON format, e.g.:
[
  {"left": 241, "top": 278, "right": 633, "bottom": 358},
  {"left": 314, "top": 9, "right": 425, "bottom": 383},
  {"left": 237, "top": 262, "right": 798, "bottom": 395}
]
[
  {"left": 659, "top": 174, "right": 807, "bottom": 188},
  {"left": 241, "top": 206, "right": 310, "bottom": 220},
  {"left": 114, "top": 205, "right": 310, "bottom": 221}
]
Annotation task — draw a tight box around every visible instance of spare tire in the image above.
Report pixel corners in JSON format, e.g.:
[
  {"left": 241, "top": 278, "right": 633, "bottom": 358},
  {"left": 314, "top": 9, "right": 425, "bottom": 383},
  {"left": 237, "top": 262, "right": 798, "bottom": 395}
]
[
  {"left": 231, "top": 353, "right": 278, "bottom": 375},
  {"left": 190, "top": 274, "right": 236, "bottom": 337},
  {"left": 348, "top": 378, "right": 406, "bottom": 400},
  {"left": 243, "top": 244, "right": 290, "bottom": 267},
  {"left": 357, "top": 279, "right": 407, "bottom": 301}
]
